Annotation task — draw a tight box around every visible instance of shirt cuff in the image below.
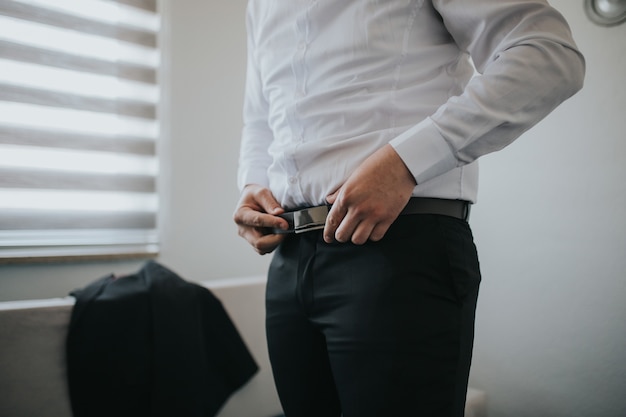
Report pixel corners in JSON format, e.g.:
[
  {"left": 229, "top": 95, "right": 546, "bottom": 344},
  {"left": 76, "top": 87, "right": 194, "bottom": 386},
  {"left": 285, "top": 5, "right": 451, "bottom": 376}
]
[
  {"left": 389, "top": 118, "right": 459, "bottom": 185},
  {"left": 237, "top": 167, "right": 270, "bottom": 191}
]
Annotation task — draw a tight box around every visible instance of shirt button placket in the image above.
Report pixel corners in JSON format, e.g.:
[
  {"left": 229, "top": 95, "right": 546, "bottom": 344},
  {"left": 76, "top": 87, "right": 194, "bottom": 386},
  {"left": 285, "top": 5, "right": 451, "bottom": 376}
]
[{"left": 287, "top": 5, "right": 310, "bottom": 205}]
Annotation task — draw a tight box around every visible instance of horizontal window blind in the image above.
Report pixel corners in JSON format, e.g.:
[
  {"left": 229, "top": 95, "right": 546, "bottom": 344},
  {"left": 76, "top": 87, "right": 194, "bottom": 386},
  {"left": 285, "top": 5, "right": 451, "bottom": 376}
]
[{"left": 0, "top": 0, "right": 160, "bottom": 261}]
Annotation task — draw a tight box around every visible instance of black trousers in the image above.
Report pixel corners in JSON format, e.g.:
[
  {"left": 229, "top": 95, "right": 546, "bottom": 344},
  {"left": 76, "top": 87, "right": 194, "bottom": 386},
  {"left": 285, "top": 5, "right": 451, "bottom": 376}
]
[{"left": 266, "top": 214, "right": 481, "bottom": 417}]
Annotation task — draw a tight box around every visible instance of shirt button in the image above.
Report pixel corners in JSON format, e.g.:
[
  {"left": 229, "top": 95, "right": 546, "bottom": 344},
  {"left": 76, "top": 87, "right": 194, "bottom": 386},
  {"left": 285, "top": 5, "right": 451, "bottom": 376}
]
[
  {"left": 297, "top": 41, "right": 306, "bottom": 50},
  {"left": 288, "top": 177, "right": 298, "bottom": 184}
]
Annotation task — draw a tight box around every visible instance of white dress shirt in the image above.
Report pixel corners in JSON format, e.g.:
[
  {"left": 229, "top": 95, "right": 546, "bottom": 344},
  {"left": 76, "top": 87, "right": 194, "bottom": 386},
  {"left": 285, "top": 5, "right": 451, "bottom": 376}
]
[{"left": 238, "top": 0, "right": 584, "bottom": 210}]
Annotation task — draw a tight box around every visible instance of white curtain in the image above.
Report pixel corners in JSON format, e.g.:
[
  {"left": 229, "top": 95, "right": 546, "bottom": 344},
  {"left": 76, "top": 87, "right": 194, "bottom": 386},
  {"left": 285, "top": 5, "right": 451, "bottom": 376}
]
[{"left": 0, "top": 0, "right": 160, "bottom": 261}]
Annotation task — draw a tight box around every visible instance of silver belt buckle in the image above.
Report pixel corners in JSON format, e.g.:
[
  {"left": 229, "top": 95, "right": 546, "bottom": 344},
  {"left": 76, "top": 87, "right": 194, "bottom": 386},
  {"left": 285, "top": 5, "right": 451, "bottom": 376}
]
[{"left": 293, "top": 205, "right": 329, "bottom": 233}]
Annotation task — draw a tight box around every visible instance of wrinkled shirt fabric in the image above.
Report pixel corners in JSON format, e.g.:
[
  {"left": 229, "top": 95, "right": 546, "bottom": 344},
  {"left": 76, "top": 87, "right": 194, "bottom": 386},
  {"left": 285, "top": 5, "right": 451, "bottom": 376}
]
[{"left": 239, "top": 0, "right": 584, "bottom": 210}]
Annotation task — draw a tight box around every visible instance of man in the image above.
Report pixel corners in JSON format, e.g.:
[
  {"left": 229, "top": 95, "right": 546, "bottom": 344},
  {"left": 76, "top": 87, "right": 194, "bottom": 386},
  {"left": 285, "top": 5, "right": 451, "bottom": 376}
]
[{"left": 234, "top": 1, "right": 584, "bottom": 416}]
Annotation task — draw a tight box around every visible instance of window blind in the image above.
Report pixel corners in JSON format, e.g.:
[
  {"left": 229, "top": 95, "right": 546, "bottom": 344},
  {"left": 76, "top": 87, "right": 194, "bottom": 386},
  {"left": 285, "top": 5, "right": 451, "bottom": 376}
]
[{"left": 0, "top": 0, "right": 160, "bottom": 261}]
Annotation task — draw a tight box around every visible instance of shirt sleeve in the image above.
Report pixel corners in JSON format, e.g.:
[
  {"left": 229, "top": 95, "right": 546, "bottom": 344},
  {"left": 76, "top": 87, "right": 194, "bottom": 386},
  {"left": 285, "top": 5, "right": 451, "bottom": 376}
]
[
  {"left": 237, "top": 5, "right": 274, "bottom": 191},
  {"left": 389, "top": 0, "right": 585, "bottom": 185}
]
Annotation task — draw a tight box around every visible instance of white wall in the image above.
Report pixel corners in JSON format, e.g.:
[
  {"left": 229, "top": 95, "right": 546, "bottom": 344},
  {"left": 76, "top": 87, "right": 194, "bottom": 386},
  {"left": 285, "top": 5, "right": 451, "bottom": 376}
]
[
  {"left": 155, "top": 0, "right": 271, "bottom": 281},
  {"left": 0, "top": 1, "right": 624, "bottom": 416},
  {"left": 468, "top": 1, "right": 626, "bottom": 415}
]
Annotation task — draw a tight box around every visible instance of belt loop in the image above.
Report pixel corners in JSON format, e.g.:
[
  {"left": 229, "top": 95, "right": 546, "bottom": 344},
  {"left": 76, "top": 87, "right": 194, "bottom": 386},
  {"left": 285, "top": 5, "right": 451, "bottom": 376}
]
[{"left": 463, "top": 202, "right": 471, "bottom": 222}]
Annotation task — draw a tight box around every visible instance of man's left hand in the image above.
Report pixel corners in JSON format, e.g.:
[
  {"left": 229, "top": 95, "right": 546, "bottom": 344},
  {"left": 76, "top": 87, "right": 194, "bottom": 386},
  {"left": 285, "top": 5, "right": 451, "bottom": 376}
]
[{"left": 324, "top": 144, "right": 417, "bottom": 245}]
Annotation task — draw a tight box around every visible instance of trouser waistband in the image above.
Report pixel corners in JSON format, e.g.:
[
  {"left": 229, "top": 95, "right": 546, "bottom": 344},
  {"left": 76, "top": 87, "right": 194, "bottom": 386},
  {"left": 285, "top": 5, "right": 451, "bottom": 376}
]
[{"left": 272, "top": 197, "right": 471, "bottom": 234}]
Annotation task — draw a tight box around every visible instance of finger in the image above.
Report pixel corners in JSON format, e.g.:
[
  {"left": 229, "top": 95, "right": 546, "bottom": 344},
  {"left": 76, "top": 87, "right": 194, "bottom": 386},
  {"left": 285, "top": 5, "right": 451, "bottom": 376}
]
[
  {"left": 256, "top": 188, "right": 284, "bottom": 215},
  {"left": 334, "top": 212, "right": 360, "bottom": 243},
  {"left": 369, "top": 220, "right": 393, "bottom": 242},
  {"left": 234, "top": 207, "right": 288, "bottom": 231},
  {"left": 238, "top": 226, "right": 286, "bottom": 254},
  {"left": 252, "top": 233, "right": 286, "bottom": 255},
  {"left": 323, "top": 203, "right": 348, "bottom": 243},
  {"left": 350, "top": 220, "right": 376, "bottom": 245}
]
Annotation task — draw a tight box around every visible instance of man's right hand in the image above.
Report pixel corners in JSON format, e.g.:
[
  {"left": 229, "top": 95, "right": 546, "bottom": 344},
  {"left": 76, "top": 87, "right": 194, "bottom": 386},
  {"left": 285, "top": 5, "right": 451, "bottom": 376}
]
[{"left": 233, "top": 184, "right": 289, "bottom": 255}]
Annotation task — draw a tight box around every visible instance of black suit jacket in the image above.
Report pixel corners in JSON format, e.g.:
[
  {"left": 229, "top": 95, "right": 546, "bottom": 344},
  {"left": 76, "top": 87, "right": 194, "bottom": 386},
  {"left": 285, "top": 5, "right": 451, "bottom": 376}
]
[{"left": 66, "top": 261, "right": 258, "bottom": 417}]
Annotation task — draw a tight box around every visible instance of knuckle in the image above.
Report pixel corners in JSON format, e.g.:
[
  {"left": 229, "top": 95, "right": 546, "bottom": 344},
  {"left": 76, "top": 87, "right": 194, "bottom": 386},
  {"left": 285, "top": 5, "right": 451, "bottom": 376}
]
[
  {"left": 253, "top": 243, "right": 268, "bottom": 255},
  {"left": 351, "top": 206, "right": 367, "bottom": 218},
  {"left": 251, "top": 240, "right": 263, "bottom": 251},
  {"left": 364, "top": 205, "right": 383, "bottom": 219},
  {"left": 326, "top": 216, "right": 337, "bottom": 227},
  {"left": 251, "top": 213, "right": 263, "bottom": 227}
]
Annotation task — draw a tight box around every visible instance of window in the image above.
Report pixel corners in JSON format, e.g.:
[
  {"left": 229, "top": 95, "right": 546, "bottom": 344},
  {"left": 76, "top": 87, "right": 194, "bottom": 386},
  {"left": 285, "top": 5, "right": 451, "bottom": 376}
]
[{"left": 0, "top": 0, "right": 160, "bottom": 262}]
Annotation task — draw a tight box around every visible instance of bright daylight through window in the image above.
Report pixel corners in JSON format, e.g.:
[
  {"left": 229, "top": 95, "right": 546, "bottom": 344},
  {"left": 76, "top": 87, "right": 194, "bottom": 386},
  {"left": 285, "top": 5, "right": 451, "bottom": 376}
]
[{"left": 0, "top": 0, "right": 160, "bottom": 262}]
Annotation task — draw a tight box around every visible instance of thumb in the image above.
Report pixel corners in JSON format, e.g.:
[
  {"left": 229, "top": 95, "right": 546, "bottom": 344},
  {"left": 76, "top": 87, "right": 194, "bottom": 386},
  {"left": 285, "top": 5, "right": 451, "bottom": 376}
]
[
  {"left": 257, "top": 189, "right": 284, "bottom": 215},
  {"left": 242, "top": 184, "right": 284, "bottom": 215}
]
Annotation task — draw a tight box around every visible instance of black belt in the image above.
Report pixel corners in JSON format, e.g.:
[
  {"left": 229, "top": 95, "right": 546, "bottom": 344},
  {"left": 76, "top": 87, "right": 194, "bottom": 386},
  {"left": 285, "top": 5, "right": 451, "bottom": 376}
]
[{"left": 272, "top": 197, "right": 470, "bottom": 234}]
